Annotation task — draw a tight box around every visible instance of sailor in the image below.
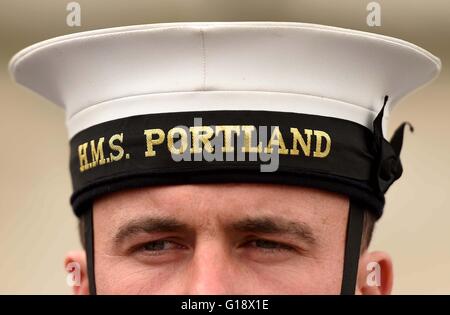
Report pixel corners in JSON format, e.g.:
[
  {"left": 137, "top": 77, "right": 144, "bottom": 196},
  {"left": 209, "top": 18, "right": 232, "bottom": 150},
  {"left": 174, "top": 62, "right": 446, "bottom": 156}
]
[{"left": 9, "top": 21, "right": 441, "bottom": 295}]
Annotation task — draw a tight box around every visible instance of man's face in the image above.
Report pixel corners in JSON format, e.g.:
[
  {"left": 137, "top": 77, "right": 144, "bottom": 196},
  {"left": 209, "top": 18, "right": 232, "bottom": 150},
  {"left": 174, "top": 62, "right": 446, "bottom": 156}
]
[{"left": 91, "top": 183, "right": 350, "bottom": 294}]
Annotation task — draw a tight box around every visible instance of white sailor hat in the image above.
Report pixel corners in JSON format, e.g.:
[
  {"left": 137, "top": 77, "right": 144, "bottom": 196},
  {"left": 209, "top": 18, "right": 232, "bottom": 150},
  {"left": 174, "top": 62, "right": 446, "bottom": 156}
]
[
  {"left": 9, "top": 21, "right": 440, "bottom": 217},
  {"left": 9, "top": 21, "right": 441, "bottom": 295}
]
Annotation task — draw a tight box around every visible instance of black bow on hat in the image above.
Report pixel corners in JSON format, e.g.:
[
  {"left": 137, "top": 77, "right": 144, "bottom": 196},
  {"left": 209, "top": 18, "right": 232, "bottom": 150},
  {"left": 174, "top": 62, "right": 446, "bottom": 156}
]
[{"left": 372, "top": 96, "right": 414, "bottom": 194}]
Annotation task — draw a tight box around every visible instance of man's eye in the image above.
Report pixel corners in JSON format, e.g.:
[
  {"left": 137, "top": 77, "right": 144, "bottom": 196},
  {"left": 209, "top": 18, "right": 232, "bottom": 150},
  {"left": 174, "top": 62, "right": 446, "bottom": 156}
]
[
  {"left": 142, "top": 240, "right": 182, "bottom": 252},
  {"left": 130, "top": 239, "right": 189, "bottom": 261},
  {"left": 246, "top": 239, "right": 294, "bottom": 252}
]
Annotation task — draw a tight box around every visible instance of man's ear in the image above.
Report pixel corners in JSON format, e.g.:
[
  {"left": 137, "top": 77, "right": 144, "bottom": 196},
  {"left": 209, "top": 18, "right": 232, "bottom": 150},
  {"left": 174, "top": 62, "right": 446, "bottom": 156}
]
[
  {"left": 64, "top": 250, "right": 90, "bottom": 295},
  {"left": 355, "top": 250, "right": 394, "bottom": 295}
]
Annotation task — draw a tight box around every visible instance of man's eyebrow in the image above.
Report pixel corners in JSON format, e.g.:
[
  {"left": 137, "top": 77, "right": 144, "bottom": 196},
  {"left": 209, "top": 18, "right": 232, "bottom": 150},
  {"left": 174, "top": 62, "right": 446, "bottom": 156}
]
[
  {"left": 229, "top": 217, "right": 317, "bottom": 244},
  {"left": 114, "top": 217, "right": 189, "bottom": 245}
]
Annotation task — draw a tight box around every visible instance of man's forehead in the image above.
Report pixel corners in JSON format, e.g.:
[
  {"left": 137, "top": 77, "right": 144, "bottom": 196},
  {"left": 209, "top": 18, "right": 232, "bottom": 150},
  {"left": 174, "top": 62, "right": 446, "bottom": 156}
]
[{"left": 93, "top": 183, "right": 349, "bottom": 229}]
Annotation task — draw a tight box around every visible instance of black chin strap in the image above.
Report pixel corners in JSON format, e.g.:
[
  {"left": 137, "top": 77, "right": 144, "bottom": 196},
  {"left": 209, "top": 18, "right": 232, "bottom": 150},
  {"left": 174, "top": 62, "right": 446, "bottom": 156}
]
[
  {"left": 84, "top": 207, "right": 97, "bottom": 295},
  {"left": 340, "top": 199, "right": 365, "bottom": 295}
]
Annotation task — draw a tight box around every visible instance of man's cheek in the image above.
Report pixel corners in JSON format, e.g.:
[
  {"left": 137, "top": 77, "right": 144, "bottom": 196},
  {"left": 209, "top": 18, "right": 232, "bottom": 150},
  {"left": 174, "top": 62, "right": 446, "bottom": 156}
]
[
  {"left": 93, "top": 254, "right": 341, "bottom": 294},
  {"left": 249, "top": 255, "right": 343, "bottom": 294},
  {"left": 241, "top": 261, "right": 318, "bottom": 294},
  {"left": 301, "top": 259, "right": 343, "bottom": 294},
  {"left": 94, "top": 256, "right": 183, "bottom": 294}
]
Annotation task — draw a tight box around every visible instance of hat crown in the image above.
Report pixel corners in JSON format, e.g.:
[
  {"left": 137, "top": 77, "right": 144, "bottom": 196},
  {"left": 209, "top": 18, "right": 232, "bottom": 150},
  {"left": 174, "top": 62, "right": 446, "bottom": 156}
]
[{"left": 9, "top": 22, "right": 441, "bottom": 138}]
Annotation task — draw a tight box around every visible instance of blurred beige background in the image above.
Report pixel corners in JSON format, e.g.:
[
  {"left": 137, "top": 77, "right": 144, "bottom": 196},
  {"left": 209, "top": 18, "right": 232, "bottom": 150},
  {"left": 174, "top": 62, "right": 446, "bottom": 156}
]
[{"left": 0, "top": 0, "right": 449, "bottom": 294}]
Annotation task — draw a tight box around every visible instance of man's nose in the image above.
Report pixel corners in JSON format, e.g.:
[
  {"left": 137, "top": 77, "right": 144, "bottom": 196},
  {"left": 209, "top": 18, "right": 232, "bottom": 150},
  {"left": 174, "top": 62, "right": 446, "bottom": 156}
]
[{"left": 183, "top": 241, "right": 238, "bottom": 294}]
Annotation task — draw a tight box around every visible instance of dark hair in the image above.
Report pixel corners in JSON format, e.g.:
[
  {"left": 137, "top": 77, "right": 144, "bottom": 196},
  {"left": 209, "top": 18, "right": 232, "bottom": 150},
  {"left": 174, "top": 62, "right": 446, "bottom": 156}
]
[
  {"left": 361, "top": 209, "right": 377, "bottom": 252},
  {"left": 78, "top": 209, "right": 376, "bottom": 251}
]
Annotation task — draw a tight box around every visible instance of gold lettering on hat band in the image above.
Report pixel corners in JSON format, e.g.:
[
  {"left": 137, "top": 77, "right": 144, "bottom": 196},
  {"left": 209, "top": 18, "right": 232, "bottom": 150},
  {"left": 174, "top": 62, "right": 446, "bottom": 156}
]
[
  {"left": 78, "top": 133, "right": 126, "bottom": 172},
  {"left": 144, "top": 129, "right": 165, "bottom": 157},
  {"left": 215, "top": 125, "right": 241, "bottom": 153},
  {"left": 290, "top": 128, "right": 312, "bottom": 156},
  {"left": 109, "top": 133, "right": 125, "bottom": 162},
  {"left": 77, "top": 126, "right": 331, "bottom": 173},
  {"left": 167, "top": 127, "right": 189, "bottom": 155},
  {"left": 313, "top": 130, "right": 331, "bottom": 158}
]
